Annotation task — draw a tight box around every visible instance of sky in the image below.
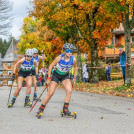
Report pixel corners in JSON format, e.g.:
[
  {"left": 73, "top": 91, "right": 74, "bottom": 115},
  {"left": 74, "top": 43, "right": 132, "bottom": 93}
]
[{"left": 10, "top": 0, "right": 32, "bottom": 40}]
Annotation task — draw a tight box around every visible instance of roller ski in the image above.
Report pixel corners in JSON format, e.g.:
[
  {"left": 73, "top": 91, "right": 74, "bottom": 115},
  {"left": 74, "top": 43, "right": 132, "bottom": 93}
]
[
  {"left": 24, "top": 96, "right": 32, "bottom": 108},
  {"left": 8, "top": 98, "right": 16, "bottom": 108},
  {"left": 61, "top": 103, "right": 77, "bottom": 119},
  {"left": 61, "top": 109, "right": 77, "bottom": 119},
  {"left": 36, "top": 105, "right": 45, "bottom": 119}
]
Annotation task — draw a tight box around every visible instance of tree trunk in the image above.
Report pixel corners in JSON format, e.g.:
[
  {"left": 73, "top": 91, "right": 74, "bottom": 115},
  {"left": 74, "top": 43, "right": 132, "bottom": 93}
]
[
  {"left": 90, "top": 40, "right": 99, "bottom": 83},
  {"left": 124, "top": 21, "right": 131, "bottom": 84},
  {"left": 89, "top": 9, "right": 99, "bottom": 83},
  {"left": 77, "top": 45, "right": 82, "bottom": 82}
]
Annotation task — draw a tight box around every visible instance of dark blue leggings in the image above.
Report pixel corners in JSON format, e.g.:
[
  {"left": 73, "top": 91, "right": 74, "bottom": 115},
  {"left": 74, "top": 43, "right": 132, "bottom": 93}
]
[{"left": 121, "top": 67, "right": 126, "bottom": 83}]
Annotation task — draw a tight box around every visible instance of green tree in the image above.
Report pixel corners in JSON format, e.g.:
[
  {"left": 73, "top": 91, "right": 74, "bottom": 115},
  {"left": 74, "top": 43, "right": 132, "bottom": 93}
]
[{"left": 0, "top": 37, "right": 11, "bottom": 57}]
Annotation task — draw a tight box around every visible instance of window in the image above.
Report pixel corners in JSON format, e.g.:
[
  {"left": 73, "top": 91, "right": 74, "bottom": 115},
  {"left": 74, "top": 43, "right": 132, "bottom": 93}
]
[
  {"left": 115, "top": 37, "right": 118, "bottom": 45},
  {"left": 0, "top": 81, "right": 3, "bottom": 85},
  {"left": 0, "top": 71, "right": 3, "bottom": 75},
  {"left": 132, "top": 37, "right": 134, "bottom": 44},
  {"left": 7, "top": 63, "right": 11, "bottom": 67},
  {"left": 8, "top": 81, "right": 12, "bottom": 85},
  {"left": 8, "top": 71, "right": 12, "bottom": 75}
]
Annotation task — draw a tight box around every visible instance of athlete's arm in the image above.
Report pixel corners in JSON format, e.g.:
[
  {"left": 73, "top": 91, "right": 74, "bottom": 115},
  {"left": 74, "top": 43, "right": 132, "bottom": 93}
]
[
  {"left": 33, "top": 60, "right": 38, "bottom": 74},
  {"left": 48, "top": 55, "right": 61, "bottom": 77},
  {"left": 73, "top": 57, "right": 77, "bottom": 78},
  {"left": 12, "top": 57, "right": 25, "bottom": 74}
]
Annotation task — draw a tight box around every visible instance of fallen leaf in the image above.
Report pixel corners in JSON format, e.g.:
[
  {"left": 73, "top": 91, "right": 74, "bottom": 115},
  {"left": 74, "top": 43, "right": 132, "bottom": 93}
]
[
  {"left": 100, "top": 116, "right": 103, "bottom": 119},
  {"left": 48, "top": 119, "right": 54, "bottom": 121}
]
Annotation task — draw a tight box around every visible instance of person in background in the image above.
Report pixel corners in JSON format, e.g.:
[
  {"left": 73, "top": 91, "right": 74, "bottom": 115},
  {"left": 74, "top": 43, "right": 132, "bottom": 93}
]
[
  {"left": 41, "top": 74, "right": 45, "bottom": 86},
  {"left": 105, "top": 64, "right": 111, "bottom": 81},
  {"left": 32, "top": 48, "right": 46, "bottom": 100},
  {"left": 39, "top": 75, "right": 42, "bottom": 86},
  {"left": 119, "top": 48, "right": 126, "bottom": 83},
  {"left": 70, "top": 66, "right": 74, "bottom": 81},
  {"left": 82, "top": 63, "right": 89, "bottom": 83}
]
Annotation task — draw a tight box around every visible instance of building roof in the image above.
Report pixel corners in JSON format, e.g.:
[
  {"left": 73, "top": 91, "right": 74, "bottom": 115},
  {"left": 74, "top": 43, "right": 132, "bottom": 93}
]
[
  {"left": 0, "top": 39, "right": 18, "bottom": 71},
  {"left": 113, "top": 23, "right": 134, "bottom": 34},
  {"left": 113, "top": 31, "right": 134, "bottom": 34}
]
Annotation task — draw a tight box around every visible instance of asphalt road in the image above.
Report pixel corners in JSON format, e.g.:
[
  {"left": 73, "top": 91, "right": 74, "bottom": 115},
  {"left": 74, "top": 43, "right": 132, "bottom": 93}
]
[{"left": 0, "top": 86, "right": 134, "bottom": 134}]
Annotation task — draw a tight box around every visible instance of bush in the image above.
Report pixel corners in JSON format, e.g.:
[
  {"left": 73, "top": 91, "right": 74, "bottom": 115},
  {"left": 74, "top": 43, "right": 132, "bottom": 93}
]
[
  {"left": 75, "top": 55, "right": 85, "bottom": 62},
  {"left": 111, "top": 64, "right": 121, "bottom": 73},
  {"left": 106, "top": 44, "right": 114, "bottom": 49},
  {"left": 98, "top": 66, "right": 106, "bottom": 80},
  {"left": 131, "top": 43, "right": 134, "bottom": 48},
  {"left": 88, "top": 62, "right": 106, "bottom": 81},
  {"left": 116, "top": 43, "right": 124, "bottom": 48},
  {"left": 100, "top": 47, "right": 105, "bottom": 50}
]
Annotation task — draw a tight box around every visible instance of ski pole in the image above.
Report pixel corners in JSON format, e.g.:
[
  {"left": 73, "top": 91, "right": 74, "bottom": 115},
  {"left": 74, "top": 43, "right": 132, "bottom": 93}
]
[
  {"left": 7, "top": 81, "right": 13, "bottom": 106},
  {"left": 29, "top": 84, "right": 48, "bottom": 114},
  {"left": 31, "top": 90, "right": 35, "bottom": 107}
]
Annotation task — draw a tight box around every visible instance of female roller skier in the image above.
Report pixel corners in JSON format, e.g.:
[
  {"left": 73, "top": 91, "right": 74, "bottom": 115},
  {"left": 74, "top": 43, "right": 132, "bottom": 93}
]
[
  {"left": 8, "top": 49, "right": 38, "bottom": 108},
  {"left": 36, "top": 43, "right": 77, "bottom": 118},
  {"left": 32, "top": 48, "right": 46, "bottom": 100}
]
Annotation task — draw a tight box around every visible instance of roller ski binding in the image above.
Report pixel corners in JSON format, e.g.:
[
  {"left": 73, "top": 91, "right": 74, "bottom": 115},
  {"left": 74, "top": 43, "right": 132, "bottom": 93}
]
[
  {"left": 61, "top": 109, "right": 77, "bottom": 119},
  {"left": 36, "top": 107, "right": 44, "bottom": 119},
  {"left": 33, "top": 96, "right": 41, "bottom": 102},
  {"left": 24, "top": 97, "right": 32, "bottom": 108},
  {"left": 8, "top": 98, "right": 16, "bottom": 108},
  {"left": 33, "top": 93, "right": 41, "bottom": 102}
]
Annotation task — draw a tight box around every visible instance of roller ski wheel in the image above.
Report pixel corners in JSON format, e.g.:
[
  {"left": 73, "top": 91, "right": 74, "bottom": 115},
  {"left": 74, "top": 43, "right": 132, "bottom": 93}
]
[
  {"left": 24, "top": 102, "right": 32, "bottom": 108},
  {"left": 8, "top": 103, "right": 13, "bottom": 108},
  {"left": 61, "top": 110, "right": 77, "bottom": 119},
  {"left": 36, "top": 108, "right": 43, "bottom": 119},
  {"left": 36, "top": 112, "right": 42, "bottom": 119},
  {"left": 8, "top": 99, "right": 15, "bottom": 108},
  {"left": 24, "top": 97, "right": 32, "bottom": 107}
]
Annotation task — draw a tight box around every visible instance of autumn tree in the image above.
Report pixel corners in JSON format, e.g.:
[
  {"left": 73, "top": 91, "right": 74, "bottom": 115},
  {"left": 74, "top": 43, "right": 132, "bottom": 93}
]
[
  {"left": 17, "top": 17, "right": 63, "bottom": 66},
  {"left": 30, "top": 0, "right": 119, "bottom": 83},
  {"left": 105, "top": 0, "right": 134, "bottom": 84},
  {"left": 30, "top": 0, "right": 84, "bottom": 81}
]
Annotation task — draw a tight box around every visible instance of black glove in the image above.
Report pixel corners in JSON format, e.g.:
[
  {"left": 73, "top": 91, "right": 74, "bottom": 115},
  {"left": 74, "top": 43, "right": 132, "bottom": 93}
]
[
  {"left": 36, "top": 74, "right": 39, "bottom": 81},
  {"left": 11, "top": 73, "right": 15, "bottom": 81}
]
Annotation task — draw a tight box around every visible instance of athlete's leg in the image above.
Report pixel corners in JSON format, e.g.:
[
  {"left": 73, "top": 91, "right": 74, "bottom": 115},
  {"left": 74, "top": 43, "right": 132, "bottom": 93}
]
[
  {"left": 36, "top": 81, "right": 58, "bottom": 116},
  {"left": 13, "top": 76, "right": 24, "bottom": 97},
  {"left": 24, "top": 76, "right": 32, "bottom": 105},
  {"left": 32, "top": 75, "right": 37, "bottom": 93},
  {"left": 62, "top": 79, "right": 72, "bottom": 115},
  {"left": 42, "top": 81, "right": 58, "bottom": 105},
  {"left": 25, "top": 76, "right": 32, "bottom": 95},
  {"left": 8, "top": 76, "right": 23, "bottom": 107},
  {"left": 62, "top": 79, "right": 72, "bottom": 103}
]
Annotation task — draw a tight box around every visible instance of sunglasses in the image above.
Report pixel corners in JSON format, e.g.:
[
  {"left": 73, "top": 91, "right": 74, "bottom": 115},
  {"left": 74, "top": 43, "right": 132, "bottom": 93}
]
[
  {"left": 65, "top": 50, "right": 73, "bottom": 53},
  {"left": 27, "top": 55, "right": 32, "bottom": 58}
]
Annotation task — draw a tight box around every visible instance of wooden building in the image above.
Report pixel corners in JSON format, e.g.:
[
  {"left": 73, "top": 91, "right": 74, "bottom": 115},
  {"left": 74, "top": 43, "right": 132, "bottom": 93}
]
[
  {"left": 0, "top": 40, "right": 17, "bottom": 86},
  {"left": 98, "top": 23, "right": 134, "bottom": 63}
]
